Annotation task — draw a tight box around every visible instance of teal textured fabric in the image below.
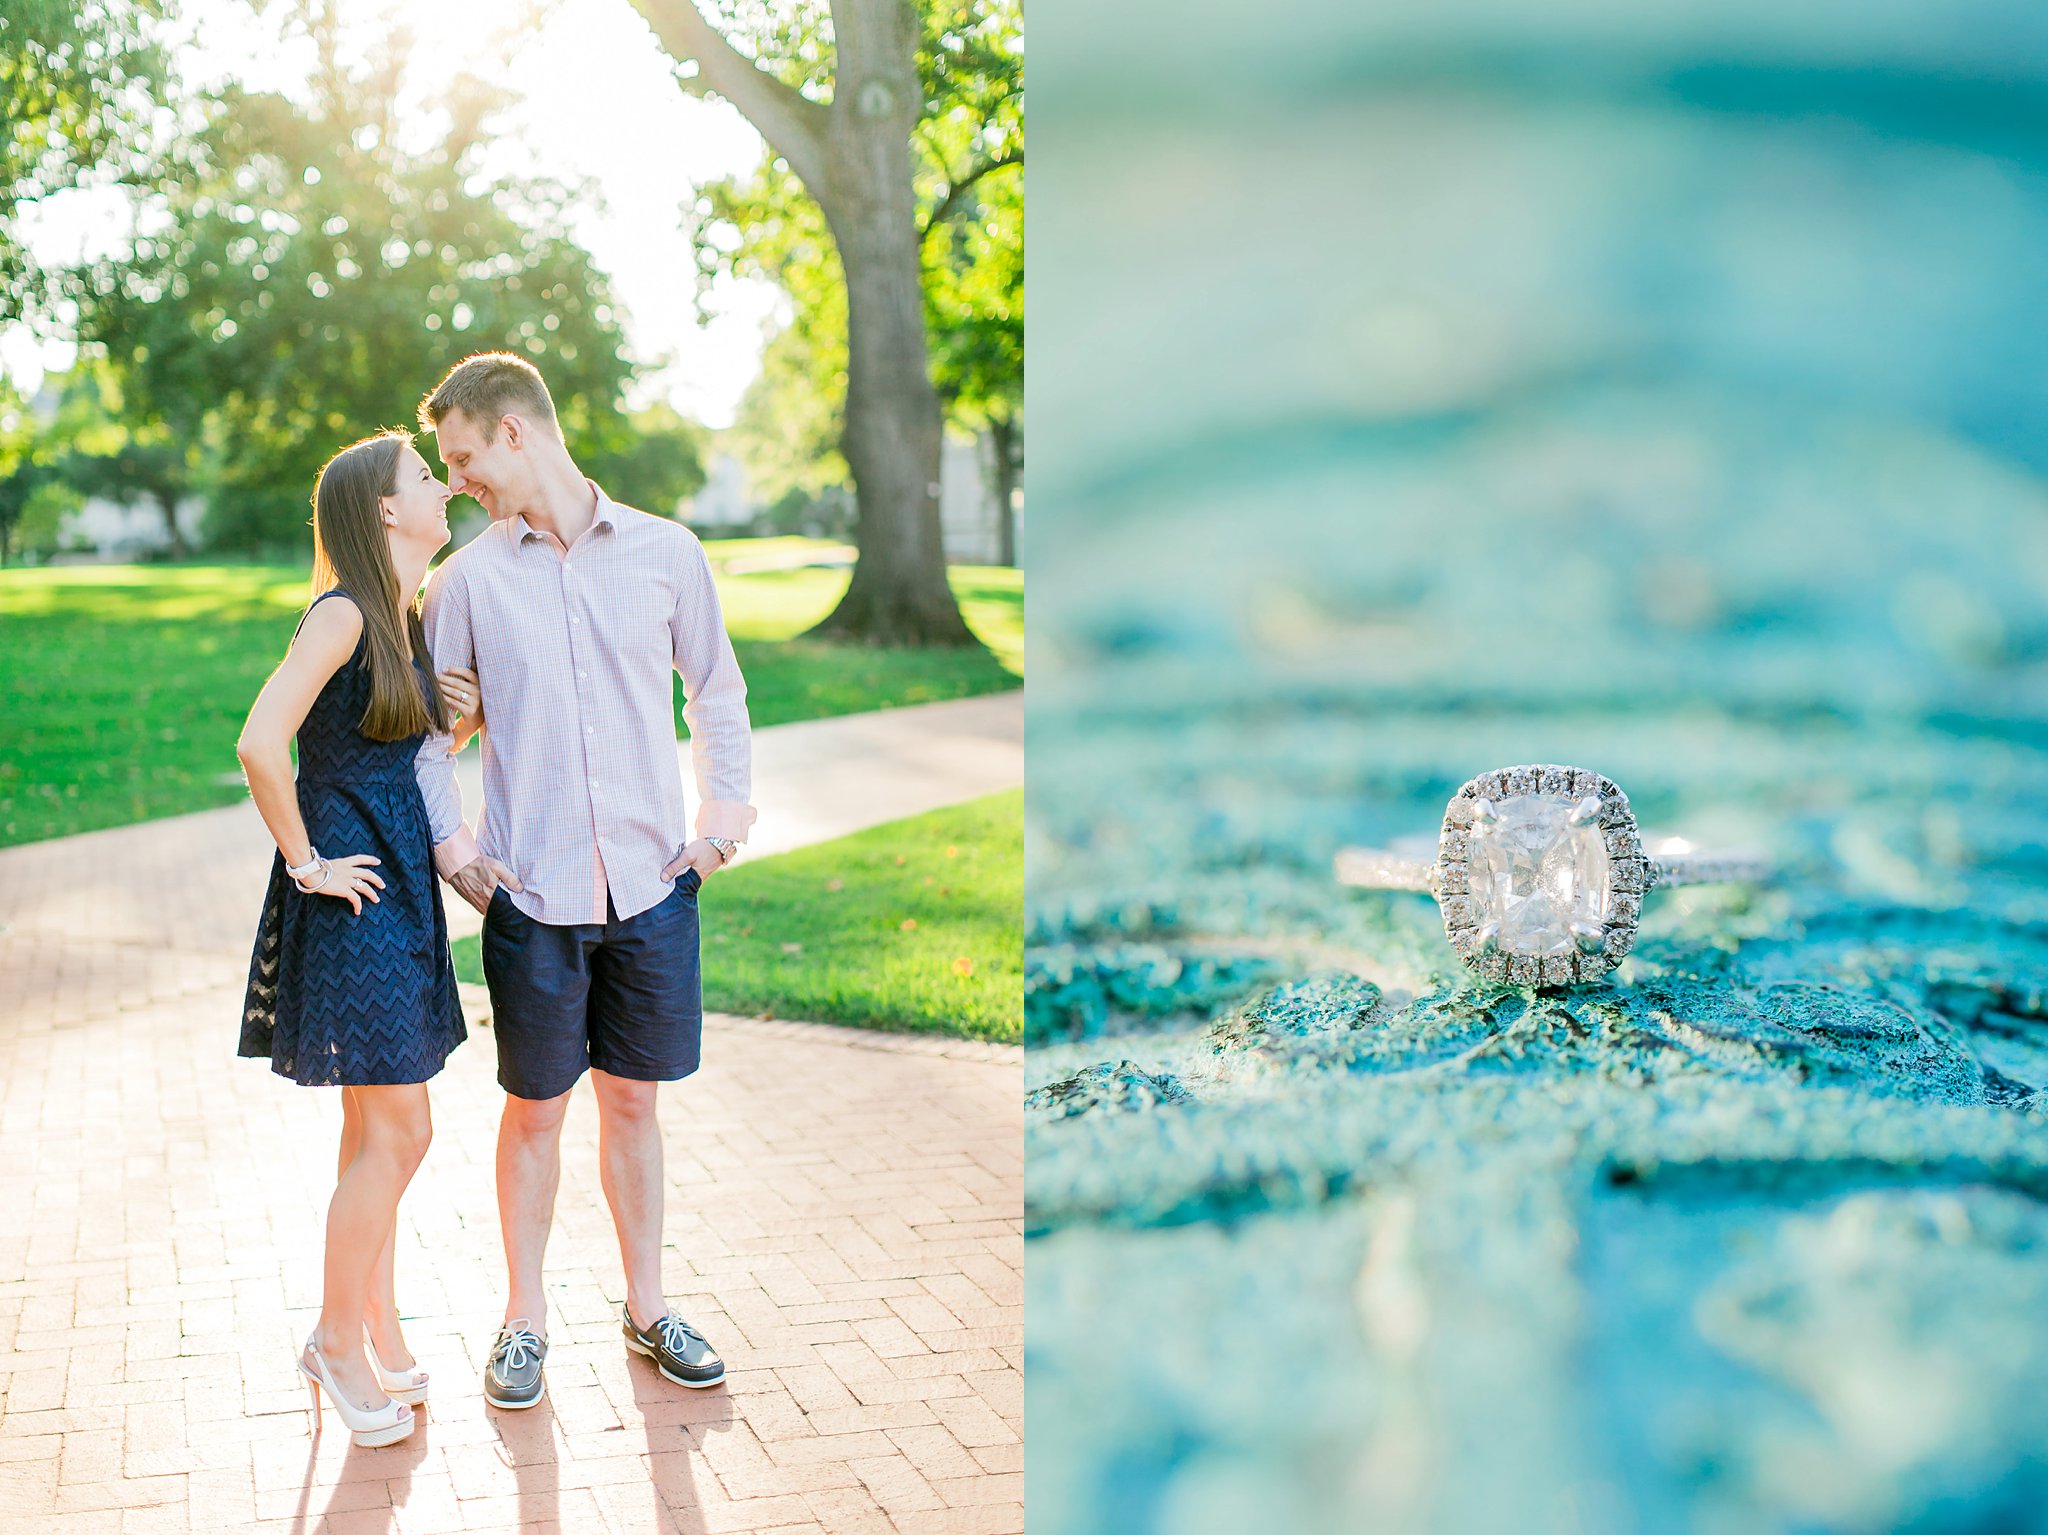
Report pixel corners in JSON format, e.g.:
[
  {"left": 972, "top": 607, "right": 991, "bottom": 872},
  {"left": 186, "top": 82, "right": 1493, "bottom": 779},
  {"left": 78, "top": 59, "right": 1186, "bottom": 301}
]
[
  {"left": 1026, "top": 7, "right": 2048, "bottom": 1532},
  {"left": 240, "top": 591, "right": 465, "bottom": 1086}
]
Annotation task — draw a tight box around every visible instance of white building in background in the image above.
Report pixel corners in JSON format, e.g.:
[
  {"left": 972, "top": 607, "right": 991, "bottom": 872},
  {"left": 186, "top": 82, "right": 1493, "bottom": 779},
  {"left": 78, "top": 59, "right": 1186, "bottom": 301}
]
[
  {"left": 687, "top": 453, "right": 756, "bottom": 531},
  {"left": 681, "top": 428, "right": 1019, "bottom": 565},
  {"left": 56, "top": 495, "right": 205, "bottom": 562},
  {"left": 938, "top": 430, "right": 1013, "bottom": 566}
]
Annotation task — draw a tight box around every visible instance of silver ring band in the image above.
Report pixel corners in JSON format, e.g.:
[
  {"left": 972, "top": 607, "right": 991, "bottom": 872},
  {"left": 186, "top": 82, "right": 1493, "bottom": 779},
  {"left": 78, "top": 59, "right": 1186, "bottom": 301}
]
[{"left": 1334, "top": 838, "right": 1769, "bottom": 895}]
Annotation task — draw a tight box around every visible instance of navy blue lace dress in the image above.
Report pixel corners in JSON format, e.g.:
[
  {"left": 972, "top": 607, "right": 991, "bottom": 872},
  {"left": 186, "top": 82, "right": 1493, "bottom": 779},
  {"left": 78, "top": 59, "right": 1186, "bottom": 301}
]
[{"left": 239, "top": 590, "right": 465, "bottom": 1085}]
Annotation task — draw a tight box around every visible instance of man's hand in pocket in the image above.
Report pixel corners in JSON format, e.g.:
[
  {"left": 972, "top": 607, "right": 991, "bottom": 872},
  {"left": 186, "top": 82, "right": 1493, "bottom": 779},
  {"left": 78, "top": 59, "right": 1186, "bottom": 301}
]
[
  {"left": 661, "top": 840, "right": 723, "bottom": 883},
  {"left": 451, "top": 855, "right": 524, "bottom": 915}
]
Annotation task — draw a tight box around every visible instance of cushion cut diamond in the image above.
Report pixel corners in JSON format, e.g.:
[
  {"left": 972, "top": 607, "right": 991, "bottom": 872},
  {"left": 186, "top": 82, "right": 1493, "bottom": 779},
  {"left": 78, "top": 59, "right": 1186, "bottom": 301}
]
[{"left": 1464, "top": 794, "right": 1611, "bottom": 956}]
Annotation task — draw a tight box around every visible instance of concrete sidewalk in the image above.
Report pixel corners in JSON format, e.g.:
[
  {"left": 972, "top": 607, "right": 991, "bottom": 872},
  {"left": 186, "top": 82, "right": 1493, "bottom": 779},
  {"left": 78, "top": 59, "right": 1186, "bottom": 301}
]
[
  {"left": 0, "top": 694, "right": 1023, "bottom": 1534},
  {"left": 0, "top": 691, "right": 1021, "bottom": 959}
]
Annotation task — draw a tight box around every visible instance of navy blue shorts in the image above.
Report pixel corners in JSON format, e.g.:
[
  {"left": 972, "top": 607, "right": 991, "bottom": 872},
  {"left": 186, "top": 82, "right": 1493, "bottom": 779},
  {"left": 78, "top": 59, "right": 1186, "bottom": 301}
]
[{"left": 480, "top": 870, "right": 703, "bottom": 1101}]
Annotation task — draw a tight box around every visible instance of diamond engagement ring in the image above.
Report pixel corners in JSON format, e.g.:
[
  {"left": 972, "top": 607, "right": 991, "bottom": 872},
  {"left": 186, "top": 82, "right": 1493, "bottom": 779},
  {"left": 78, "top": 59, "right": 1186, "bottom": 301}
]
[{"left": 1333, "top": 764, "right": 1769, "bottom": 988}]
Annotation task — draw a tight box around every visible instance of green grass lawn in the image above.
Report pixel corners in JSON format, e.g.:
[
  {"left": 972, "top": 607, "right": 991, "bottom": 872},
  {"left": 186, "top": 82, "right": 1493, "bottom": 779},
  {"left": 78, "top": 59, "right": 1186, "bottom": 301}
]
[
  {"left": 720, "top": 563, "right": 1022, "bottom": 728},
  {"left": 699, "top": 534, "right": 854, "bottom": 567},
  {"left": 0, "top": 543, "right": 1022, "bottom": 847},
  {"left": 452, "top": 791, "right": 1023, "bottom": 1043}
]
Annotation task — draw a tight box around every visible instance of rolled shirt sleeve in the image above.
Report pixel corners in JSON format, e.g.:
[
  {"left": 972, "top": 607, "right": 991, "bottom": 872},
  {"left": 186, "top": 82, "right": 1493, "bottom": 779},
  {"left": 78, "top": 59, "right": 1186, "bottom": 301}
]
[
  {"left": 671, "top": 529, "right": 757, "bottom": 843},
  {"left": 416, "top": 560, "right": 480, "bottom": 878}
]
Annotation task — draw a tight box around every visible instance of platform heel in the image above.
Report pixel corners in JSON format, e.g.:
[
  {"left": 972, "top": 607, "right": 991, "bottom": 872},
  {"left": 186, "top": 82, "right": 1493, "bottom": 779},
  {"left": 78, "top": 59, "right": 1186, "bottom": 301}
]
[
  {"left": 364, "top": 1328, "right": 430, "bottom": 1406},
  {"left": 299, "top": 1333, "right": 415, "bottom": 1448}
]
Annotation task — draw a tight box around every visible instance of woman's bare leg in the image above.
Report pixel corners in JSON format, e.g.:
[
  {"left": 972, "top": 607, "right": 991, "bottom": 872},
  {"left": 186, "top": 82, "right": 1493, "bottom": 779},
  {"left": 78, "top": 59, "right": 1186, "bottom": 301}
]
[
  {"left": 339, "top": 1088, "right": 414, "bottom": 1368},
  {"left": 314, "top": 1083, "right": 431, "bottom": 1407}
]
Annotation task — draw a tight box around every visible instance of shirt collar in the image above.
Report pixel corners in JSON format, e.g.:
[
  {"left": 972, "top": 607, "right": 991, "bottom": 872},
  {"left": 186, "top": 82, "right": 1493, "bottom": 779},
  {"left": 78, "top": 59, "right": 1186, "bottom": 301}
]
[{"left": 513, "top": 480, "right": 616, "bottom": 545}]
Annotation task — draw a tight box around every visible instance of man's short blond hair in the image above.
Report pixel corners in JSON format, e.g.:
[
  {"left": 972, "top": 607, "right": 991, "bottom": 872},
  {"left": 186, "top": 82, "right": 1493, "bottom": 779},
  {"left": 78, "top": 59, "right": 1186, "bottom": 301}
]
[{"left": 418, "top": 352, "right": 559, "bottom": 442}]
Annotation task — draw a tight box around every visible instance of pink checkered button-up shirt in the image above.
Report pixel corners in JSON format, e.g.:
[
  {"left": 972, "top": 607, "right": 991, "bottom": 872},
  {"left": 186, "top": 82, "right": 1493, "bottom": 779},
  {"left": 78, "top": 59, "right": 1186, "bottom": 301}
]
[{"left": 414, "top": 481, "right": 755, "bottom": 925}]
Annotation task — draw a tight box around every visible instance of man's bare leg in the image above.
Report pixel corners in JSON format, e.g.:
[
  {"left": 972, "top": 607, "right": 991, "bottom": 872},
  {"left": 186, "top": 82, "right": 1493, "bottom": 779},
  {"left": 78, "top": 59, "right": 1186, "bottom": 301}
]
[
  {"left": 497, "top": 1089, "right": 571, "bottom": 1335},
  {"left": 590, "top": 1069, "right": 666, "bottom": 1329}
]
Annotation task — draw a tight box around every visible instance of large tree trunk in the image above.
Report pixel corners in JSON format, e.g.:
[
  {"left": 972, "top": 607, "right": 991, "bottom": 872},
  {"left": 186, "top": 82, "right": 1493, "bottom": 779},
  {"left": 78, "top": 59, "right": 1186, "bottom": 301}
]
[
  {"left": 989, "top": 412, "right": 1018, "bottom": 568},
  {"left": 803, "top": 0, "right": 972, "bottom": 646},
  {"left": 630, "top": 0, "right": 978, "bottom": 648},
  {"left": 154, "top": 489, "right": 186, "bottom": 559},
  {"left": 809, "top": 189, "right": 973, "bottom": 644}
]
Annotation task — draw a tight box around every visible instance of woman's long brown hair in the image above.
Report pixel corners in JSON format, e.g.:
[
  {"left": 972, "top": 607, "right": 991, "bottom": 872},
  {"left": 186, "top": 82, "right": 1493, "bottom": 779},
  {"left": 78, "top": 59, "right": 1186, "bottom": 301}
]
[{"left": 308, "top": 431, "right": 449, "bottom": 742}]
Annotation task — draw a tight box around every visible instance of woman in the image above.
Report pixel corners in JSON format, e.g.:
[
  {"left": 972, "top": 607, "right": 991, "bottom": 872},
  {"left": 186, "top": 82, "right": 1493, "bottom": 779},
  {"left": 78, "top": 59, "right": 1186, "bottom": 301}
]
[{"left": 236, "top": 430, "right": 484, "bottom": 1448}]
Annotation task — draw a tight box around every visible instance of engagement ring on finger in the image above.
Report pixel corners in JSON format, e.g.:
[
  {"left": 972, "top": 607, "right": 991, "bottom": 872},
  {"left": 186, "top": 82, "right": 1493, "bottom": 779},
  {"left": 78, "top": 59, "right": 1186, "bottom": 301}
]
[{"left": 1333, "top": 764, "right": 1768, "bottom": 988}]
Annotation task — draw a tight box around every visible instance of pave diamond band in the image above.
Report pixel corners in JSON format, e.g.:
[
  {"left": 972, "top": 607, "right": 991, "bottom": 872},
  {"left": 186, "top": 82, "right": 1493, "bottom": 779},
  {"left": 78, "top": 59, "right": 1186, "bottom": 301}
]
[
  {"left": 1331, "top": 844, "right": 1769, "bottom": 894},
  {"left": 1333, "top": 764, "right": 1768, "bottom": 987}
]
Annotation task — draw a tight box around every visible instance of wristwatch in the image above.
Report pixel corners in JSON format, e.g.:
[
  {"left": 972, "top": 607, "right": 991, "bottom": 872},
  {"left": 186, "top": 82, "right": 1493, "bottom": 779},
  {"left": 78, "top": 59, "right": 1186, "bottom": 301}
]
[{"left": 706, "top": 836, "right": 738, "bottom": 865}]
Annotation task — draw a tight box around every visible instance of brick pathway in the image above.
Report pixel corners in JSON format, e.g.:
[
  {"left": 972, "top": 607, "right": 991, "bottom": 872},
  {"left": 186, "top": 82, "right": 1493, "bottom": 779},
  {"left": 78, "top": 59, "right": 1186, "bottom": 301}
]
[{"left": 0, "top": 706, "right": 1023, "bottom": 1534}]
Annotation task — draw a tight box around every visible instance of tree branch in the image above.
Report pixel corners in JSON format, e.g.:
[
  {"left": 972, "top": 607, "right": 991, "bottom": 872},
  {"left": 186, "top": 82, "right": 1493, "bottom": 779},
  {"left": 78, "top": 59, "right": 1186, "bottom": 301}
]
[
  {"left": 920, "top": 150, "right": 1023, "bottom": 247},
  {"left": 628, "top": 0, "right": 831, "bottom": 193},
  {"left": 824, "top": 0, "right": 886, "bottom": 96}
]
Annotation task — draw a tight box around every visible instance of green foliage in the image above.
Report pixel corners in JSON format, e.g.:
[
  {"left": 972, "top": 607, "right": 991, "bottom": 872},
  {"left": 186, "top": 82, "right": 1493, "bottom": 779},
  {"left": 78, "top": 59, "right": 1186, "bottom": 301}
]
[
  {"left": 0, "top": 378, "right": 85, "bottom": 563},
  {"left": 587, "top": 401, "right": 707, "bottom": 518},
  {"left": 0, "top": 457, "right": 53, "bottom": 565},
  {"left": 0, "top": 383, "right": 39, "bottom": 562},
  {"left": 0, "top": 363, "right": 191, "bottom": 562},
  {"left": 679, "top": 1, "right": 835, "bottom": 98},
  {"left": 700, "top": 0, "right": 1023, "bottom": 490},
  {"left": 16, "top": 470, "right": 83, "bottom": 558},
  {"left": 0, "top": 0, "right": 169, "bottom": 312},
  {"left": 917, "top": 0, "right": 1024, "bottom": 430},
  {"left": 62, "top": 435, "right": 190, "bottom": 527},
  {"left": 56, "top": 365, "right": 202, "bottom": 552},
  {"left": 455, "top": 790, "right": 1025, "bottom": 1043},
  {"left": 69, "top": 27, "right": 636, "bottom": 552},
  {"left": 728, "top": 323, "right": 847, "bottom": 506}
]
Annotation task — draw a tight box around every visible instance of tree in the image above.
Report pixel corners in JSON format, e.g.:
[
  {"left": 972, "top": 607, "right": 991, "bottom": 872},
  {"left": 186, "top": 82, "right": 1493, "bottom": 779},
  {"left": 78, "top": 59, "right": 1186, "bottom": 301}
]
[
  {"left": 726, "top": 321, "right": 846, "bottom": 509},
  {"left": 1, "top": 0, "right": 168, "bottom": 315},
  {"left": 70, "top": 22, "right": 638, "bottom": 551},
  {"left": 632, "top": 0, "right": 1021, "bottom": 644},
  {"left": 63, "top": 438, "right": 195, "bottom": 554},
  {"left": 589, "top": 401, "right": 709, "bottom": 517},
  {"left": 33, "top": 358, "right": 200, "bottom": 556},
  {"left": 711, "top": 62, "right": 1021, "bottom": 563},
  {"left": 0, "top": 380, "right": 81, "bottom": 564},
  {"left": 913, "top": 0, "right": 1020, "bottom": 565},
  {"left": 922, "top": 100, "right": 1021, "bottom": 565},
  {"left": 0, "top": 387, "right": 48, "bottom": 564}
]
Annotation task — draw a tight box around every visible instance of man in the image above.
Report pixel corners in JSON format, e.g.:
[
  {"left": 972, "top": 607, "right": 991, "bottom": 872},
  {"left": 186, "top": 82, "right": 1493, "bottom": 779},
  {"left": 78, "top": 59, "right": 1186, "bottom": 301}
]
[{"left": 412, "top": 352, "right": 754, "bottom": 1408}]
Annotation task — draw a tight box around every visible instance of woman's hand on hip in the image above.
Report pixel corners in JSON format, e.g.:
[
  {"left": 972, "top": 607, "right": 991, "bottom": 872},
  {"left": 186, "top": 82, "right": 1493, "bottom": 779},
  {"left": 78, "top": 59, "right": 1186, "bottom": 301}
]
[{"left": 312, "top": 854, "right": 385, "bottom": 916}]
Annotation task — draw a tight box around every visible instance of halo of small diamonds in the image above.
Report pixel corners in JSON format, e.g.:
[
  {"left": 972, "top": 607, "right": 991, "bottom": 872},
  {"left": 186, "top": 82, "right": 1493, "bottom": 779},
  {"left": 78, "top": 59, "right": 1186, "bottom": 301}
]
[{"left": 1433, "top": 763, "right": 1648, "bottom": 989}]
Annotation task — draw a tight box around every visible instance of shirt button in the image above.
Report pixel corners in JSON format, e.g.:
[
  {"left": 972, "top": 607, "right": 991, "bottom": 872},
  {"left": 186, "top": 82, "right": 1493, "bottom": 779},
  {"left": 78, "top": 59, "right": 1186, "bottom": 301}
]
[
  {"left": 589, "top": 778, "right": 599, "bottom": 788},
  {"left": 570, "top": 616, "right": 580, "bottom": 624},
  {"left": 585, "top": 726, "right": 594, "bottom": 735}
]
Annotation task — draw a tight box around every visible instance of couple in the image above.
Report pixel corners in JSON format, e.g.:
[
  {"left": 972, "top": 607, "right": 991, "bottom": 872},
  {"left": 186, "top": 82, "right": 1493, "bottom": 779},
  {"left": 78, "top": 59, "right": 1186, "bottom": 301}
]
[{"left": 235, "top": 352, "right": 754, "bottom": 1448}]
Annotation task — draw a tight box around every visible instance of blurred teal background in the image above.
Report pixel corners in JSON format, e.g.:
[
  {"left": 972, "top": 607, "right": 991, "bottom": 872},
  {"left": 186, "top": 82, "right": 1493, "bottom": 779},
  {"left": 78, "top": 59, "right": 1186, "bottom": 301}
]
[{"left": 1026, "top": 5, "right": 2048, "bottom": 1533}]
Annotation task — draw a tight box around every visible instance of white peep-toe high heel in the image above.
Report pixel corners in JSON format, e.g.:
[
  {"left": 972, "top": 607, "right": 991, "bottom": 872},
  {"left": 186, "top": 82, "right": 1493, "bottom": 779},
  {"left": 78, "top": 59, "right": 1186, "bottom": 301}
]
[
  {"left": 300, "top": 1333, "right": 415, "bottom": 1448},
  {"left": 364, "top": 1327, "right": 430, "bottom": 1406}
]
